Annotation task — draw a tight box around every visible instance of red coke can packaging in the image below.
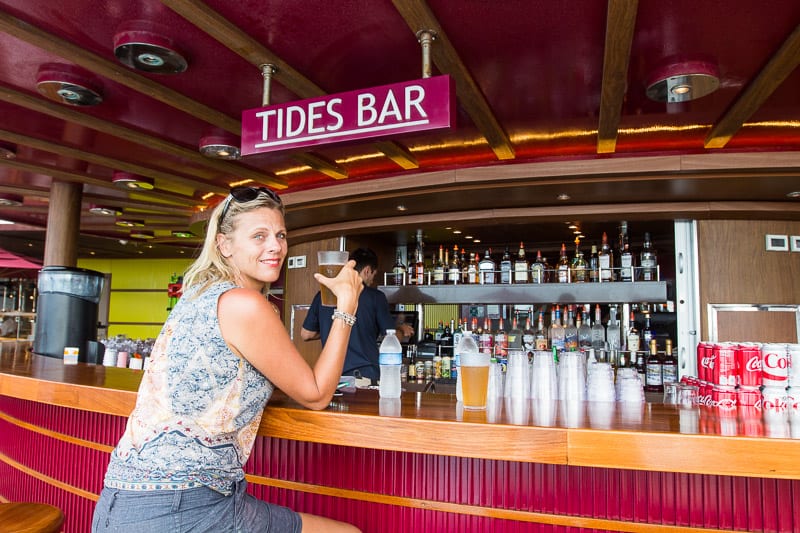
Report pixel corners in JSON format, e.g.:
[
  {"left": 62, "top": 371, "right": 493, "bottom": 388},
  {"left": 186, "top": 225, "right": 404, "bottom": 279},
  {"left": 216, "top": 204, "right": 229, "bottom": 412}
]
[
  {"left": 761, "top": 385, "right": 788, "bottom": 411},
  {"left": 786, "top": 387, "right": 799, "bottom": 410},
  {"left": 761, "top": 343, "right": 789, "bottom": 387},
  {"left": 712, "top": 385, "right": 737, "bottom": 409},
  {"left": 699, "top": 381, "right": 713, "bottom": 407},
  {"left": 737, "top": 386, "right": 762, "bottom": 407},
  {"left": 712, "top": 343, "right": 736, "bottom": 386},
  {"left": 697, "top": 342, "right": 714, "bottom": 382},
  {"left": 735, "top": 343, "right": 762, "bottom": 387}
]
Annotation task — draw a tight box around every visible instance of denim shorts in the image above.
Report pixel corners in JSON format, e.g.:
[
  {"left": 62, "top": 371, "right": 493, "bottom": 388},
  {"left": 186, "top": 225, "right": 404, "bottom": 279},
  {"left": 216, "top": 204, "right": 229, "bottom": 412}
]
[{"left": 91, "top": 480, "right": 301, "bottom": 533}]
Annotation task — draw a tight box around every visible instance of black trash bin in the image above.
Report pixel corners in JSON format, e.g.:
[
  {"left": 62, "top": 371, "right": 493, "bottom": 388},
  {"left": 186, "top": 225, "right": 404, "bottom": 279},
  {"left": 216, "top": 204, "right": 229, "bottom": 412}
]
[{"left": 33, "top": 266, "right": 105, "bottom": 364}]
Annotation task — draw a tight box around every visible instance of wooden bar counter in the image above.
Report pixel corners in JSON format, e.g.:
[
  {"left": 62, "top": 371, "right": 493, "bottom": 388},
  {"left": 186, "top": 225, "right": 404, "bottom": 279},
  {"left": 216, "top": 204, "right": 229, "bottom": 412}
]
[{"left": 2, "top": 345, "right": 799, "bottom": 532}]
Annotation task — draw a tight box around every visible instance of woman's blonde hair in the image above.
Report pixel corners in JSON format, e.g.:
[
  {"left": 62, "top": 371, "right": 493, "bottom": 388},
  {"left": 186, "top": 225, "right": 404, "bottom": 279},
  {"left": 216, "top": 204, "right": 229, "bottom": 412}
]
[{"left": 182, "top": 189, "right": 284, "bottom": 296}]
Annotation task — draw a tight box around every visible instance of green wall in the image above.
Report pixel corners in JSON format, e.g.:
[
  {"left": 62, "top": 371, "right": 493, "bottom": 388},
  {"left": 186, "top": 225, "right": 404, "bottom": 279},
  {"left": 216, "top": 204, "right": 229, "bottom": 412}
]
[{"left": 78, "top": 258, "right": 193, "bottom": 339}]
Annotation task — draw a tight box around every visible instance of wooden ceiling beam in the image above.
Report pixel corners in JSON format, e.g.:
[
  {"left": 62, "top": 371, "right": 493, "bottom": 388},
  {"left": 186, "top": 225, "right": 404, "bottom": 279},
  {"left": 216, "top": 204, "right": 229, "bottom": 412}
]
[
  {"left": 0, "top": 84, "right": 287, "bottom": 189},
  {"left": 597, "top": 0, "right": 638, "bottom": 154},
  {"left": 290, "top": 153, "right": 349, "bottom": 180},
  {"left": 391, "top": 0, "right": 515, "bottom": 161},
  {"left": 0, "top": 129, "right": 228, "bottom": 195},
  {"left": 0, "top": 158, "right": 199, "bottom": 208},
  {"left": 0, "top": 10, "right": 239, "bottom": 134},
  {"left": 161, "top": 0, "right": 419, "bottom": 171},
  {"left": 705, "top": 23, "right": 800, "bottom": 149}
]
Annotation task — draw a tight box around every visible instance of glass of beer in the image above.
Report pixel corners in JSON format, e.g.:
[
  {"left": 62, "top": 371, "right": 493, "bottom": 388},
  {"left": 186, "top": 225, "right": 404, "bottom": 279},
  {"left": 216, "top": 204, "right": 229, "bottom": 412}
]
[
  {"left": 317, "top": 250, "right": 349, "bottom": 306},
  {"left": 461, "top": 351, "right": 490, "bottom": 409}
]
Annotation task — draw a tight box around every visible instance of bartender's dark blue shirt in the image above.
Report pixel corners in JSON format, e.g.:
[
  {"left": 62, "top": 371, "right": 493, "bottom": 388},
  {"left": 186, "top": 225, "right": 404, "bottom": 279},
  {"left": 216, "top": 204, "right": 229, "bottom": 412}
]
[{"left": 302, "top": 283, "right": 396, "bottom": 381}]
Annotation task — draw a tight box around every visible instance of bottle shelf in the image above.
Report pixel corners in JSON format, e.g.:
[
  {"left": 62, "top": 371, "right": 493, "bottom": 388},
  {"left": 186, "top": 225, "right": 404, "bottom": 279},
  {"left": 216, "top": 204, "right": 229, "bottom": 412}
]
[{"left": 379, "top": 281, "right": 669, "bottom": 305}]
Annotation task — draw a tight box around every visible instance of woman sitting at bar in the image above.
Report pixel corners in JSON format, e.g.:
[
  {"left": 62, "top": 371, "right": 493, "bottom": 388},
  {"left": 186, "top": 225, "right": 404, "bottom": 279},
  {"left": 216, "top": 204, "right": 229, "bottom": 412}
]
[{"left": 92, "top": 187, "right": 362, "bottom": 533}]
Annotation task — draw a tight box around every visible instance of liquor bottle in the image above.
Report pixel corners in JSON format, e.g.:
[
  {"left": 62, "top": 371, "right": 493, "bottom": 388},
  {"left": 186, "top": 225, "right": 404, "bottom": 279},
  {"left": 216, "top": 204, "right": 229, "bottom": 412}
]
[
  {"left": 531, "top": 250, "right": 546, "bottom": 284},
  {"left": 641, "top": 312, "right": 654, "bottom": 346},
  {"left": 619, "top": 241, "right": 634, "bottom": 282},
  {"left": 626, "top": 311, "right": 640, "bottom": 354},
  {"left": 479, "top": 249, "right": 496, "bottom": 284},
  {"left": 414, "top": 247, "right": 425, "bottom": 285},
  {"left": 433, "top": 245, "right": 445, "bottom": 285},
  {"left": 640, "top": 232, "right": 658, "bottom": 281},
  {"left": 448, "top": 245, "right": 460, "bottom": 284},
  {"left": 635, "top": 350, "right": 646, "bottom": 382},
  {"left": 556, "top": 243, "right": 570, "bottom": 283},
  {"left": 494, "top": 317, "right": 508, "bottom": 368},
  {"left": 662, "top": 339, "right": 678, "bottom": 385},
  {"left": 522, "top": 313, "right": 536, "bottom": 354},
  {"left": 467, "top": 252, "right": 479, "bottom": 284},
  {"left": 598, "top": 231, "right": 614, "bottom": 282},
  {"left": 571, "top": 239, "right": 588, "bottom": 283},
  {"left": 606, "top": 305, "right": 621, "bottom": 350},
  {"left": 588, "top": 245, "right": 599, "bottom": 282},
  {"left": 645, "top": 338, "right": 663, "bottom": 393},
  {"left": 549, "top": 307, "right": 565, "bottom": 353},
  {"left": 434, "top": 320, "right": 445, "bottom": 343},
  {"left": 534, "top": 310, "right": 549, "bottom": 351},
  {"left": 407, "top": 344, "right": 417, "bottom": 380},
  {"left": 391, "top": 251, "right": 406, "bottom": 286},
  {"left": 508, "top": 313, "right": 523, "bottom": 350},
  {"left": 499, "top": 246, "right": 512, "bottom": 284},
  {"left": 577, "top": 308, "right": 592, "bottom": 349},
  {"left": 479, "top": 317, "right": 494, "bottom": 356},
  {"left": 591, "top": 304, "right": 606, "bottom": 349},
  {"left": 563, "top": 308, "right": 578, "bottom": 351},
  {"left": 514, "top": 241, "right": 529, "bottom": 284}
]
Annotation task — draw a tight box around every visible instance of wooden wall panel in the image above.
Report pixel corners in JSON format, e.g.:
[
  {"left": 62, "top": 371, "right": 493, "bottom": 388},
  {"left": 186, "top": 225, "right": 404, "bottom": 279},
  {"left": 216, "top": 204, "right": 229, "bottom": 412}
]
[{"left": 698, "top": 220, "right": 800, "bottom": 341}]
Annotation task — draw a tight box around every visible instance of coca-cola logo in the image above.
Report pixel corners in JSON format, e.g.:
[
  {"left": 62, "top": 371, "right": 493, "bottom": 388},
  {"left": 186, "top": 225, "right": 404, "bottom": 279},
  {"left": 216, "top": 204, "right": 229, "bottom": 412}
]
[
  {"left": 701, "top": 356, "right": 715, "bottom": 370},
  {"left": 716, "top": 398, "right": 736, "bottom": 409},
  {"left": 744, "top": 356, "right": 761, "bottom": 372},
  {"left": 764, "top": 353, "right": 789, "bottom": 370}
]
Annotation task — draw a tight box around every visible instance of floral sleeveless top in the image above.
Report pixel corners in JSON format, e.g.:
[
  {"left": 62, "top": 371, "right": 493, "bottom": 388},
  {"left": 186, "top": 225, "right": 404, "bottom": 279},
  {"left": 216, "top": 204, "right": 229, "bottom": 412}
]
[{"left": 104, "top": 282, "right": 274, "bottom": 495}]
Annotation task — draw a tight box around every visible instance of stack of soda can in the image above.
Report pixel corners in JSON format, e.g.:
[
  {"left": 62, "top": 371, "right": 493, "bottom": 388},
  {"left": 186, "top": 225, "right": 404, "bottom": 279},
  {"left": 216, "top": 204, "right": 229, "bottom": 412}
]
[{"left": 692, "top": 341, "right": 799, "bottom": 409}]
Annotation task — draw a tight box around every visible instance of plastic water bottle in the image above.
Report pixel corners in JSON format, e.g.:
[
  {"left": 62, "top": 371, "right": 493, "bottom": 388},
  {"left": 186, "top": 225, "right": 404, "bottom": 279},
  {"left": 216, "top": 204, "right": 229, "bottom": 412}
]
[
  {"left": 454, "top": 329, "right": 479, "bottom": 402},
  {"left": 379, "top": 329, "right": 403, "bottom": 398}
]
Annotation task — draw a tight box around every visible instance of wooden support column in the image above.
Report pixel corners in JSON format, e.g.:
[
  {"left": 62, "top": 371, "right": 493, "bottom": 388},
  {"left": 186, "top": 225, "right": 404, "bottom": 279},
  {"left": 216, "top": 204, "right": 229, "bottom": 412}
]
[{"left": 43, "top": 180, "right": 82, "bottom": 266}]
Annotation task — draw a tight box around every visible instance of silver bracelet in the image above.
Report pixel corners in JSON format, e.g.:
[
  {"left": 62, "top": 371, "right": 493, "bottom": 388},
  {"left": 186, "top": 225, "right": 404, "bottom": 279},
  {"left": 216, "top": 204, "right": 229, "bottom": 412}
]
[{"left": 332, "top": 309, "right": 357, "bottom": 326}]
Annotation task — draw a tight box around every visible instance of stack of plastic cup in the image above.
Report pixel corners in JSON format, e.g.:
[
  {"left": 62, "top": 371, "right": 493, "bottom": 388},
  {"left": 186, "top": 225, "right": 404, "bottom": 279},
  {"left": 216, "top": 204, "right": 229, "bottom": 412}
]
[
  {"left": 486, "top": 359, "right": 503, "bottom": 401},
  {"left": 586, "top": 362, "right": 616, "bottom": 402},
  {"left": 558, "top": 352, "right": 586, "bottom": 402},
  {"left": 530, "top": 351, "right": 558, "bottom": 401},
  {"left": 616, "top": 368, "right": 645, "bottom": 403},
  {"left": 504, "top": 350, "right": 530, "bottom": 399}
]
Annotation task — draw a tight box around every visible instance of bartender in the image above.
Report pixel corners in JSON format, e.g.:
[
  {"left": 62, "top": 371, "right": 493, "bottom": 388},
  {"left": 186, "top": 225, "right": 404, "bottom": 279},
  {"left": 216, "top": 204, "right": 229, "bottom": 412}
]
[{"left": 301, "top": 248, "right": 414, "bottom": 382}]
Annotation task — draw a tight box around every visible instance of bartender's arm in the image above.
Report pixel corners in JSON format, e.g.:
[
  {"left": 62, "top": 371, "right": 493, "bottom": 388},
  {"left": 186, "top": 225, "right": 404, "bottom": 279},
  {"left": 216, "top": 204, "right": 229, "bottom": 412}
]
[
  {"left": 300, "top": 327, "right": 320, "bottom": 341},
  {"left": 301, "top": 292, "right": 322, "bottom": 341}
]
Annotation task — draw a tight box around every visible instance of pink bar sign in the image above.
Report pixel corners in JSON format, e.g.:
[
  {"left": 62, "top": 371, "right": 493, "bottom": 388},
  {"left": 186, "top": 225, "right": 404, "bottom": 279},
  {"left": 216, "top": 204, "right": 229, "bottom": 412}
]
[{"left": 241, "top": 75, "right": 454, "bottom": 155}]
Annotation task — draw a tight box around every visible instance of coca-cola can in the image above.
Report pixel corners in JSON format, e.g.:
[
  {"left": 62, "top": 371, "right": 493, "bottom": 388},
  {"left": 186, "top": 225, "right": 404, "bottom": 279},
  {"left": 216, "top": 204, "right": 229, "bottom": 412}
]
[
  {"left": 736, "top": 343, "right": 762, "bottom": 387},
  {"left": 697, "top": 342, "right": 714, "bottom": 382},
  {"left": 788, "top": 344, "right": 800, "bottom": 387},
  {"left": 737, "top": 386, "right": 762, "bottom": 407},
  {"left": 761, "top": 343, "right": 789, "bottom": 387},
  {"left": 712, "top": 385, "right": 737, "bottom": 409},
  {"left": 712, "top": 343, "right": 737, "bottom": 386},
  {"left": 761, "top": 385, "right": 788, "bottom": 411},
  {"left": 764, "top": 408, "right": 789, "bottom": 439},
  {"left": 737, "top": 406, "right": 764, "bottom": 437},
  {"left": 699, "top": 381, "right": 713, "bottom": 407},
  {"left": 716, "top": 401, "right": 738, "bottom": 436}
]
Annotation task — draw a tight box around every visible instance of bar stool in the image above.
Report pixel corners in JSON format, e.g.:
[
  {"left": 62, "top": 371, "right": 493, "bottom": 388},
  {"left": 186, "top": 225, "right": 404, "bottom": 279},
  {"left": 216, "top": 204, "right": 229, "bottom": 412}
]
[{"left": 0, "top": 502, "right": 64, "bottom": 533}]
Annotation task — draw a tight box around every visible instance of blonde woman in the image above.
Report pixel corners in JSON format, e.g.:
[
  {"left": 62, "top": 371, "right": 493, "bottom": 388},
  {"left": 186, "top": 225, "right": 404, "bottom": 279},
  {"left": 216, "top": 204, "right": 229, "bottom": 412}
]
[{"left": 93, "top": 187, "right": 362, "bottom": 532}]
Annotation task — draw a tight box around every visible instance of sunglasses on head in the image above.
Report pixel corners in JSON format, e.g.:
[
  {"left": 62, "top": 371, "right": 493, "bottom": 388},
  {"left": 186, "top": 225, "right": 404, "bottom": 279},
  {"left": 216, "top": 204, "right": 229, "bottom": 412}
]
[{"left": 218, "top": 186, "right": 282, "bottom": 226}]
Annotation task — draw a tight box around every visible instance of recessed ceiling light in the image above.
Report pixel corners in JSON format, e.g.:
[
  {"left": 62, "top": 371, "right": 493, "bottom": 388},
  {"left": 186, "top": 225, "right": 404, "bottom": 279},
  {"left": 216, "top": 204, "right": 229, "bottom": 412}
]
[
  {"left": 115, "top": 219, "right": 145, "bottom": 228},
  {"left": 396, "top": 205, "right": 407, "bottom": 212},
  {"left": 464, "top": 235, "right": 473, "bottom": 239},
  {"left": 568, "top": 224, "right": 578, "bottom": 229},
  {"left": 473, "top": 239, "right": 481, "bottom": 243},
  {"left": 646, "top": 59, "right": 720, "bottom": 103},
  {"left": 113, "top": 171, "right": 154, "bottom": 190},
  {"left": 0, "top": 142, "right": 16, "bottom": 159},
  {"left": 199, "top": 132, "right": 241, "bottom": 160},
  {"left": 36, "top": 63, "right": 103, "bottom": 106},
  {"left": 787, "top": 191, "right": 800, "bottom": 199},
  {"left": 171, "top": 230, "right": 195, "bottom": 238},
  {"left": 130, "top": 229, "right": 155, "bottom": 240},
  {"left": 573, "top": 230, "right": 581, "bottom": 234},
  {"left": 114, "top": 26, "right": 187, "bottom": 74},
  {"left": 557, "top": 193, "right": 571, "bottom": 201},
  {"left": 89, "top": 205, "right": 122, "bottom": 216},
  {"left": 452, "top": 230, "right": 462, "bottom": 234},
  {"left": 0, "top": 193, "right": 23, "bottom": 206}
]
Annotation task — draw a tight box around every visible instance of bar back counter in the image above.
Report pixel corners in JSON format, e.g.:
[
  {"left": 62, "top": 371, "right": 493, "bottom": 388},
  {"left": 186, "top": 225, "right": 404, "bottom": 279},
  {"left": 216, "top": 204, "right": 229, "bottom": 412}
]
[{"left": 1, "top": 344, "right": 799, "bottom": 532}]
